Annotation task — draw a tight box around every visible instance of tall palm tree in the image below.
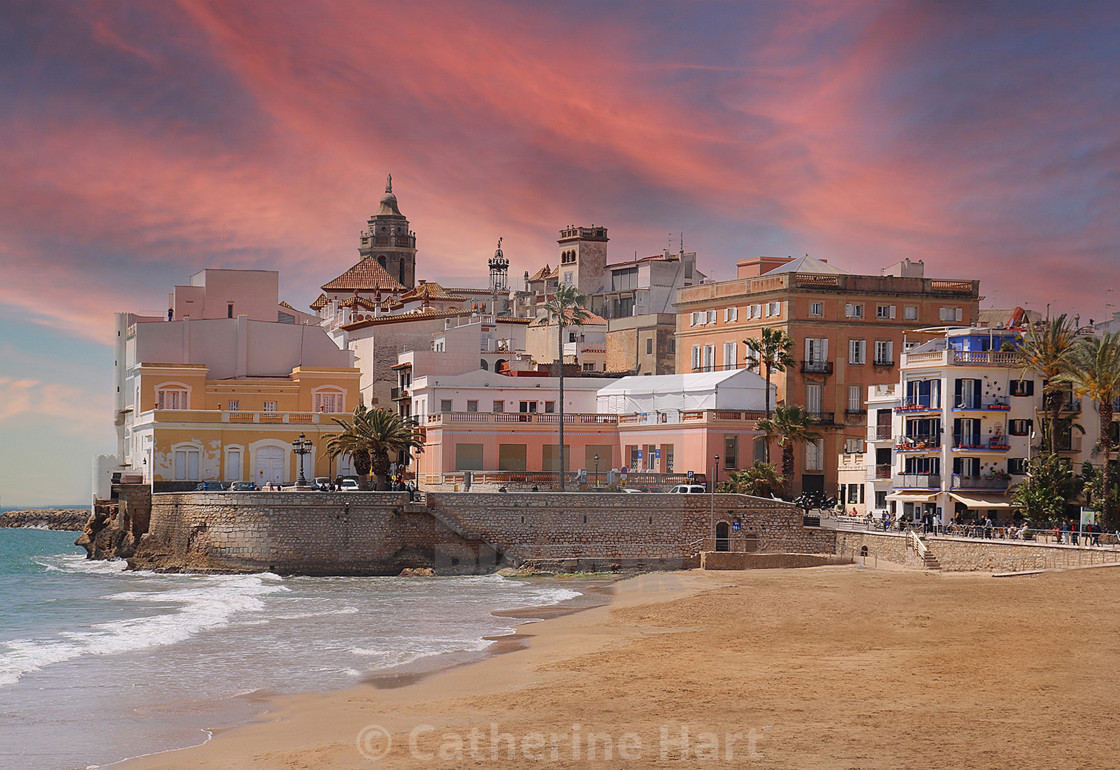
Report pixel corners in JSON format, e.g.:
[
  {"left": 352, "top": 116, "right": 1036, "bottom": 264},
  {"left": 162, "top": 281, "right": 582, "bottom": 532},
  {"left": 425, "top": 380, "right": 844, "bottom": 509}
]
[
  {"left": 324, "top": 405, "right": 426, "bottom": 490},
  {"left": 745, "top": 327, "right": 795, "bottom": 462},
  {"left": 1016, "top": 313, "right": 1076, "bottom": 453},
  {"left": 1056, "top": 333, "right": 1120, "bottom": 526},
  {"left": 756, "top": 405, "right": 821, "bottom": 499},
  {"left": 542, "top": 284, "right": 591, "bottom": 491}
]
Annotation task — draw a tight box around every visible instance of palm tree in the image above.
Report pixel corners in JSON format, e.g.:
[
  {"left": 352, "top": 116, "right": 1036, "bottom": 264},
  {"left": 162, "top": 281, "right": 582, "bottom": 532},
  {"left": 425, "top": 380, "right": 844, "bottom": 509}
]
[
  {"left": 324, "top": 405, "right": 426, "bottom": 490},
  {"left": 542, "top": 284, "right": 591, "bottom": 491},
  {"left": 756, "top": 405, "right": 821, "bottom": 499},
  {"left": 745, "top": 327, "right": 795, "bottom": 462},
  {"left": 720, "top": 462, "right": 784, "bottom": 498},
  {"left": 1016, "top": 313, "right": 1076, "bottom": 453},
  {"left": 1055, "top": 332, "right": 1120, "bottom": 526}
]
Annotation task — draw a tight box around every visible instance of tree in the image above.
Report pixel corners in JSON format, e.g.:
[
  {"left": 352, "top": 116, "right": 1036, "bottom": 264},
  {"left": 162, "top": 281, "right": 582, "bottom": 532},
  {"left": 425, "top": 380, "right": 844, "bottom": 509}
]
[
  {"left": 1016, "top": 313, "right": 1076, "bottom": 453},
  {"left": 542, "top": 284, "right": 591, "bottom": 491},
  {"left": 719, "top": 462, "right": 784, "bottom": 498},
  {"left": 745, "top": 328, "right": 795, "bottom": 463},
  {"left": 1056, "top": 332, "right": 1120, "bottom": 527},
  {"left": 1011, "top": 453, "right": 1081, "bottom": 525},
  {"left": 324, "top": 405, "right": 426, "bottom": 490},
  {"left": 755, "top": 405, "right": 821, "bottom": 499}
]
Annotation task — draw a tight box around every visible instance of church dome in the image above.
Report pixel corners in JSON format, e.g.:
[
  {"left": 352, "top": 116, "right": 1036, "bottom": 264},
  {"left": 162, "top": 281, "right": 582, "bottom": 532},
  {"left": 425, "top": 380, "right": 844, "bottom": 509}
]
[{"left": 376, "top": 173, "right": 403, "bottom": 217}]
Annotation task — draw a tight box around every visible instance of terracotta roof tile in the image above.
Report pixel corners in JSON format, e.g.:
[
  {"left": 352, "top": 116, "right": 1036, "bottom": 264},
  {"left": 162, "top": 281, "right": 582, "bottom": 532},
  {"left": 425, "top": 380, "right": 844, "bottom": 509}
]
[
  {"left": 527, "top": 264, "right": 553, "bottom": 282},
  {"left": 400, "top": 282, "right": 454, "bottom": 301},
  {"left": 321, "top": 258, "right": 405, "bottom": 292},
  {"left": 309, "top": 293, "right": 329, "bottom": 310}
]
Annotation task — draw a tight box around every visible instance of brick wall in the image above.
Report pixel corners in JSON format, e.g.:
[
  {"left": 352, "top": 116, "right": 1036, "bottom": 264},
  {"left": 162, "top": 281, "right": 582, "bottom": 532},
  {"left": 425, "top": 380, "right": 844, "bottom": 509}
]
[{"left": 132, "top": 491, "right": 835, "bottom": 575}]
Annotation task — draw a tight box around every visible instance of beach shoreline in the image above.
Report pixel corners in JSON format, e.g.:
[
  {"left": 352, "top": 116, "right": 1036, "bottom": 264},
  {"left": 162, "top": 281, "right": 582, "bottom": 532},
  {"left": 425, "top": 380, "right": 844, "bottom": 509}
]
[{"left": 118, "top": 564, "right": 1120, "bottom": 769}]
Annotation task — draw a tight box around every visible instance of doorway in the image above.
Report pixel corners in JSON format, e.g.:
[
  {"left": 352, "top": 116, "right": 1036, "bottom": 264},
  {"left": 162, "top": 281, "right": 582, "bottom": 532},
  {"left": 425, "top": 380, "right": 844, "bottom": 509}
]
[{"left": 715, "top": 522, "right": 730, "bottom": 552}]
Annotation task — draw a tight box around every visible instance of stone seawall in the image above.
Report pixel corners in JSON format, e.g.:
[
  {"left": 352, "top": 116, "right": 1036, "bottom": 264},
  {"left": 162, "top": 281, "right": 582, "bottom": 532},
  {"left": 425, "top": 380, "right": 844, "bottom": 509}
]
[
  {"left": 128, "top": 491, "right": 835, "bottom": 575},
  {"left": 836, "top": 530, "right": 1120, "bottom": 572},
  {"left": 0, "top": 509, "right": 88, "bottom": 531}
]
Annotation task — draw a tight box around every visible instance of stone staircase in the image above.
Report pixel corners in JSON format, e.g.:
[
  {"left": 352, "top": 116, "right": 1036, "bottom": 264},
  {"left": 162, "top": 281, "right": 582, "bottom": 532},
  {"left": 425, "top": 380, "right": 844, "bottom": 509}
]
[
  {"left": 921, "top": 547, "right": 942, "bottom": 571},
  {"left": 907, "top": 530, "right": 942, "bottom": 571}
]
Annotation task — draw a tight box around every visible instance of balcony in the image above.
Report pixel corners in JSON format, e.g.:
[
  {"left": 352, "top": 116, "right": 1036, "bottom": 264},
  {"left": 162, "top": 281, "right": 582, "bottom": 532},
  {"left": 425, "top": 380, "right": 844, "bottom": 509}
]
[
  {"left": 952, "top": 436, "right": 1011, "bottom": 452},
  {"left": 390, "top": 387, "right": 410, "bottom": 401},
  {"left": 868, "top": 425, "right": 892, "bottom": 441},
  {"left": 901, "top": 350, "right": 1019, "bottom": 368},
  {"left": 951, "top": 474, "right": 1010, "bottom": 491},
  {"left": 898, "top": 474, "right": 941, "bottom": 490},
  {"left": 427, "top": 412, "right": 618, "bottom": 426},
  {"left": 873, "top": 358, "right": 895, "bottom": 367},
  {"left": 895, "top": 435, "right": 941, "bottom": 452},
  {"left": 951, "top": 396, "right": 1010, "bottom": 412},
  {"left": 807, "top": 411, "right": 836, "bottom": 425},
  {"left": 1055, "top": 435, "right": 1083, "bottom": 453},
  {"left": 867, "top": 463, "right": 892, "bottom": 481},
  {"left": 894, "top": 399, "right": 941, "bottom": 414},
  {"left": 801, "top": 360, "right": 833, "bottom": 375}
]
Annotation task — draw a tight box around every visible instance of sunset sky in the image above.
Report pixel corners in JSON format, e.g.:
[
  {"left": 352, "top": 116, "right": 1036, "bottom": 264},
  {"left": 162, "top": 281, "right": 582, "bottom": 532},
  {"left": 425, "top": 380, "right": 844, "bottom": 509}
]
[{"left": 2, "top": 0, "right": 1118, "bottom": 506}]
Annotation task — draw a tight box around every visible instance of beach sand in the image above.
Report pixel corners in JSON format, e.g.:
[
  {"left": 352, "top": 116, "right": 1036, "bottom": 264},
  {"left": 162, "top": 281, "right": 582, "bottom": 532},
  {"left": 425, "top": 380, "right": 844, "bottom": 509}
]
[{"left": 124, "top": 565, "right": 1120, "bottom": 769}]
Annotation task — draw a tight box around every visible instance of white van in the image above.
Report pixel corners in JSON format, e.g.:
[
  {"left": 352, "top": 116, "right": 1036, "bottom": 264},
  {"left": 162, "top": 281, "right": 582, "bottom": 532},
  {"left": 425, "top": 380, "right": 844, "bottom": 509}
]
[{"left": 668, "top": 484, "right": 707, "bottom": 494}]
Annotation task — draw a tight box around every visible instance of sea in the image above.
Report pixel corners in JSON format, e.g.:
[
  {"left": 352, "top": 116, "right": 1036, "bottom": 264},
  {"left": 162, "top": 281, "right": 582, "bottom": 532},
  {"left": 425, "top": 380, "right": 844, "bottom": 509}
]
[{"left": 0, "top": 528, "right": 581, "bottom": 769}]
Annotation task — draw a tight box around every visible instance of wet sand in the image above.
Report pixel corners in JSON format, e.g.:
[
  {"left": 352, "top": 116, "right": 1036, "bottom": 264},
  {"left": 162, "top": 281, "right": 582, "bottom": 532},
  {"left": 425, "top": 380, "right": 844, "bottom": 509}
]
[{"left": 123, "top": 566, "right": 1120, "bottom": 768}]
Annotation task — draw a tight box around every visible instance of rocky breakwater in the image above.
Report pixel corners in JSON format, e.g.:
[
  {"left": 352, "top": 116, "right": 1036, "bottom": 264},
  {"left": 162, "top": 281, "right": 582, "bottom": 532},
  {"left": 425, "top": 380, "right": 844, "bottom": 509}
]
[{"left": 1, "top": 508, "right": 89, "bottom": 531}]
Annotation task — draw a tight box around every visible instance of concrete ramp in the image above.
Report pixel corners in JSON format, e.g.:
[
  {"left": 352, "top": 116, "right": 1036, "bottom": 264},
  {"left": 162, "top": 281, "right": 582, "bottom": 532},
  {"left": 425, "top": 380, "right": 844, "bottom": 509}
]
[{"left": 701, "top": 552, "right": 853, "bottom": 570}]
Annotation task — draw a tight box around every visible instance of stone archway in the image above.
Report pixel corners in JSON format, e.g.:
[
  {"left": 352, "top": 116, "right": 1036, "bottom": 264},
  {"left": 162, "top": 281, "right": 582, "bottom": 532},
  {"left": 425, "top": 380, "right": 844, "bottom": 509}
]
[{"left": 715, "top": 521, "right": 730, "bottom": 552}]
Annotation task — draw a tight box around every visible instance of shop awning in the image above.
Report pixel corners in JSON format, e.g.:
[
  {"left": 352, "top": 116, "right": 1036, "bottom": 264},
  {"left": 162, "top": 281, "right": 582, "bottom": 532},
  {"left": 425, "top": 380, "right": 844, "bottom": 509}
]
[
  {"left": 949, "top": 492, "right": 1019, "bottom": 509},
  {"left": 885, "top": 492, "right": 938, "bottom": 503}
]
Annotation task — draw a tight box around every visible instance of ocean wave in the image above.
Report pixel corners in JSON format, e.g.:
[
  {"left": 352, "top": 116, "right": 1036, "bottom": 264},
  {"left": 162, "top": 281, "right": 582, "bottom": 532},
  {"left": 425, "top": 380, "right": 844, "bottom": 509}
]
[{"left": 0, "top": 573, "right": 284, "bottom": 686}]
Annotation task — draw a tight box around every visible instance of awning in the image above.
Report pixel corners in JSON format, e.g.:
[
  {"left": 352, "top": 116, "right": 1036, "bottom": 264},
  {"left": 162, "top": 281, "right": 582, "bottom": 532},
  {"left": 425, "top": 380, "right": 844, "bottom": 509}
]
[
  {"left": 885, "top": 492, "right": 937, "bottom": 503},
  {"left": 949, "top": 492, "right": 1019, "bottom": 509}
]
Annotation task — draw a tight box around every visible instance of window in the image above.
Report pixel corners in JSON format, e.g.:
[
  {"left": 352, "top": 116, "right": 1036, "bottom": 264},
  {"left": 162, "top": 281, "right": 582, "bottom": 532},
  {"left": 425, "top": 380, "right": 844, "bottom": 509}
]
[
  {"left": 845, "top": 303, "right": 864, "bottom": 318},
  {"left": 724, "top": 341, "right": 738, "bottom": 369},
  {"left": 544, "top": 401, "right": 556, "bottom": 413},
  {"left": 582, "top": 362, "right": 595, "bottom": 372},
  {"left": 173, "top": 447, "right": 200, "bottom": 481},
  {"left": 876, "top": 304, "right": 896, "bottom": 319},
  {"left": 466, "top": 400, "right": 478, "bottom": 413},
  {"left": 844, "top": 437, "right": 865, "bottom": 454},
  {"left": 691, "top": 345, "right": 702, "bottom": 371},
  {"left": 848, "top": 385, "right": 862, "bottom": 413},
  {"left": 1010, "top": 379, "right": 1035, "bottom": 396},
  {"left": 227, "top": 303, "right": 234, "bottom": 319},
  {"left": 157, "top": 387, "right": 188, "bottom": 410},
  {"left": 806, "top": 383, "right": 822, "bottom": 417},
  {"left": 440, "top": 399, "right": 453, "bottom": 412},
  {"left": 904, "top": 306, "right": 918, "bottom": 321},
  {"left": 702, "top": 344, "right": 715, "bottom": 370},
  {"left": 519, "top": 401, "right": 538, "bottom": 413},
  {"left": 805, "top": 337, "right": 828, "bottom": 364},
  {"left": 766, "top": 301, "right": 780, "bottom": 317},
  {"left": 313, "top": 391, "right": 344, "bottom": 413},
  {"left": 874, "top": 340, "right": 894, "bottom": 366},
  {"left": 809, "top": 302, "right": 823, "bottom": 317},
  {"left": 262, "top": 400, "right": 277, "bottom": 413},
  {"left": 939, "top": 307, "right": 963, "bottom": 322},
  {"left": 875, "top": 491, "right": 887, "bottom": 509},
  {"left": 848, "top": 339, "right": 866, "bottom": 365},
  {"left": 1009, "top": 419, "right": 1033, "bottom": 436},
  {"left": 227, "top": 399, "right": 239, "bottom": 412},
  {"left": 724, "top": 307, "right": 738, "bottom": 322},
  {"left": 708, "top": 310, "right": 717, "bottom": 324},
  {"left": 1008, "top": 458, "right": 1028, "bottom": 475},
  {"left": 493, "top": 400, "right": 504, "bottom": 413},
  {"left": 750, "top": 304, "right": 762, "bottom": 319},
  {"left": 724, "top": 435, "right": 738, "bottom": 470},
  {"left": 646, "top": 338, "right": 653, "bottom": 355},
  {"left": 805, "top": 439, "right": 824, "bottom": 471}
]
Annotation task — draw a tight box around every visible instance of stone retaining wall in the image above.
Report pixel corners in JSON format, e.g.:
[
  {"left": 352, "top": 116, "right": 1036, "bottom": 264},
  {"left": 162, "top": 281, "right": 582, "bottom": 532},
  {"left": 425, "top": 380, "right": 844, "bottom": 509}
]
[
  {"left": 130, "top": 491, "right": 835, "bottom": 575},
  {"left": 835, "top": 530, "right": 1120, "bottom": 572}
]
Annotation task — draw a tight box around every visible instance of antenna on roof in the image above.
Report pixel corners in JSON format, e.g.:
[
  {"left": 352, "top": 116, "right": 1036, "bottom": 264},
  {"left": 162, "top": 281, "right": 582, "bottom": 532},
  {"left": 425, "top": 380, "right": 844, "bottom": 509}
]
[{"left": 680, "top": 232, "right": 684, "bottom": 255}]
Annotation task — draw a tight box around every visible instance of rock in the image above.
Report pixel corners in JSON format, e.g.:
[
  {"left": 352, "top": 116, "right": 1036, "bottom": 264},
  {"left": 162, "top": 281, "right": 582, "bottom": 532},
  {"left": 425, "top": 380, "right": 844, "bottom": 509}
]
[
  {"left": 398, "top": 567, "right": 435, "bottom": 577},
  {"left": 0, "top": 508, "right": 89, "bottom": 531}
]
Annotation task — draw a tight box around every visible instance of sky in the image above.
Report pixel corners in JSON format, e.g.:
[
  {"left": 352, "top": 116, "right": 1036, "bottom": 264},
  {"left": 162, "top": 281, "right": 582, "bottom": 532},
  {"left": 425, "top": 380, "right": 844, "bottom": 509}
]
[{"left": 2, "top": 0, "right": 1119, "bottom": 506}]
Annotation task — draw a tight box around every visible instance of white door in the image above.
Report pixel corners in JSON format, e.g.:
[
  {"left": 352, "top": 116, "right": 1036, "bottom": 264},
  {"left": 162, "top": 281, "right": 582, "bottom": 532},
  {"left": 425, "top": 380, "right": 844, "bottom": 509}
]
[{"left": 256, "top": 446, "right": 287, "bottom": 485}]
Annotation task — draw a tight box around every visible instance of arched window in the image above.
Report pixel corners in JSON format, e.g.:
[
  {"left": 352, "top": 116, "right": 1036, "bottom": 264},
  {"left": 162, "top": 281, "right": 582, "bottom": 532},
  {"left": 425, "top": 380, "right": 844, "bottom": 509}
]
[
  {"left": 480, "top": 359, "right": 489, "bottom": 371},
  {"left": 399, "top": 260, "right": 406, "bottom": 285},
  {"left": 377, "top": 255, "right": 387, "bottom": 268},
  {"left": 156, "top": 383, "right": 190, "bottom": 410},
  {"left": 313, "top": 387, "right": 345, "bottom": 413}
]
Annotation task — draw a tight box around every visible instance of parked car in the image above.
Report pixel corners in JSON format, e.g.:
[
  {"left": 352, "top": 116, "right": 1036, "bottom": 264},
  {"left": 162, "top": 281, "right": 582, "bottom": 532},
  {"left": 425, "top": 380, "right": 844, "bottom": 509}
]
[
  {"left": 621, "top": 488, "right": 643, "bottom": 493},
  {"left": 339, "top": 479, "right": 360, "bottom": 491},
  {"left": 195, "top": 480, "right": 227, "bottom": 491},
  {"left": 640, "top": 486, "right": 665, "bottom": 493},
  {"left": 668, "top": 484, "right": 707, "bottom": 494},
  {"left": 314, "top": 477, "right": 331, "bottom": 487},
  {"left": 230, "top": 481, "right": 257, "bottom": 491}
]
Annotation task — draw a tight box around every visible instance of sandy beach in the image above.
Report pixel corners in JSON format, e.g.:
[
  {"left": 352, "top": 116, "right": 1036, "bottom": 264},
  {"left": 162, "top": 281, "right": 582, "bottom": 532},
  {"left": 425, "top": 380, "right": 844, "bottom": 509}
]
[{"left": 123, "top": 565, "right": 1120, "bottom": 769}]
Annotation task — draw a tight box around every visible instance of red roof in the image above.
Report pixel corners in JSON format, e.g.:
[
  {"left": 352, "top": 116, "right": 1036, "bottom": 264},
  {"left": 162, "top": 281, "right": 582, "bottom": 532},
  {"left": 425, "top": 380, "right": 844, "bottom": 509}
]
[{"left": 321, "top": 258, "right": 405, "bottom": 292}]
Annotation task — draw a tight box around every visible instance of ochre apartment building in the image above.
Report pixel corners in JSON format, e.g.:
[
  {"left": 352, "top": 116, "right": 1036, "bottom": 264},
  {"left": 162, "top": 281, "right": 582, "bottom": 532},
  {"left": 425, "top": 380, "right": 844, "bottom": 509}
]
[{"left": 674, "top": 255, "right": 980, "bottom": 496}]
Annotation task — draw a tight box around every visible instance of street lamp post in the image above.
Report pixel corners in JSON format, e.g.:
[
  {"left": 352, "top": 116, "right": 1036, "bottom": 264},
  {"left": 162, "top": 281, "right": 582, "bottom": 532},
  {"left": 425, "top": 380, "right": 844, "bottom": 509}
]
[
  {"left": 711, "top": 453, "right": 720, "bottom": 549},
  {"left": 291, "top": 433, "right": 313, "bottom": 487},
  {"left": 594, "top": 454, "right": 600, "bottom": 489}
]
